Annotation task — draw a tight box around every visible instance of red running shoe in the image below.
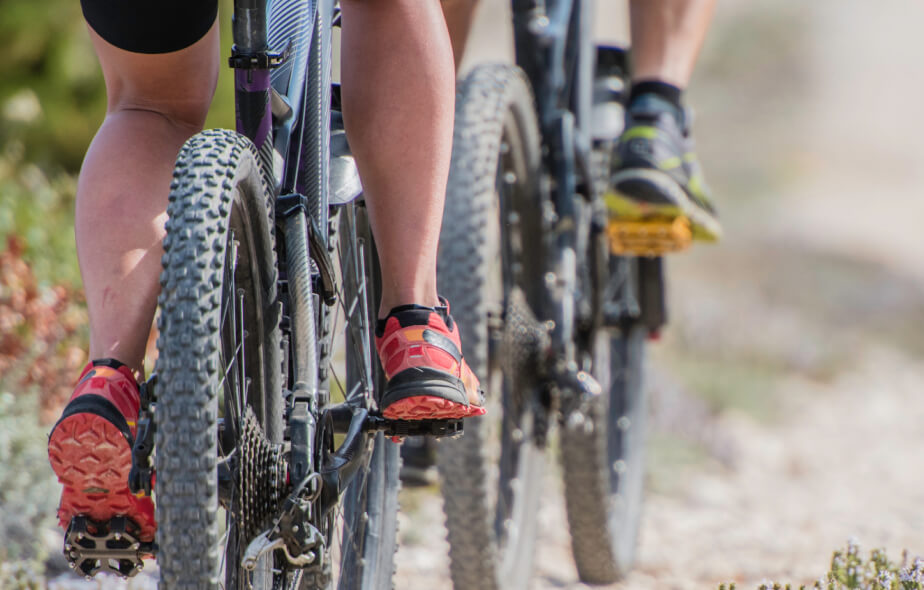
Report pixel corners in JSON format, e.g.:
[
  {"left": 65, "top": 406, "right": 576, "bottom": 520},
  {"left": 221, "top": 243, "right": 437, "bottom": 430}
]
[
  {"left": 47, "top": 359, "right": 156, "bottom": 541},
  {"left": 375, "top": 299, "right": 486, "bottom": 421}
]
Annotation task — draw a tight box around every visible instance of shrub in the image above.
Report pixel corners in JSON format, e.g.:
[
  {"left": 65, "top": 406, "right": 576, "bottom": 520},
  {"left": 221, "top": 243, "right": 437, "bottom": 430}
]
[{"left": 719, "top": 540, "right": 924, "bottom": 590}]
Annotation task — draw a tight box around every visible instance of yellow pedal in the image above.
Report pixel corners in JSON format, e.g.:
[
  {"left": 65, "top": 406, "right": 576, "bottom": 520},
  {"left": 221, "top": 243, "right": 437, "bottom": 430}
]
[{"left": 607, "top": 217, "right": 693, "bottom": 256}]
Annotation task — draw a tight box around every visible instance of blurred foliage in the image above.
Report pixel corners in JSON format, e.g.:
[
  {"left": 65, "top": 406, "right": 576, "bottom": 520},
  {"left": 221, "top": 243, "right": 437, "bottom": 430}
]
[
  {"left": 660, "top": 353, "right": 782, "bottom": 421},
  {"left": 0, "top": 0, "right": 237, "bottom": 288},
  {"left": 0, "top": 0, "right": 105, "bottom": 171},
  {"left": 209, "top": 0, "right": 240, "bottom": 130},
  {"left": 0, "top": 391, "right": 60, "bottom": 570},
  {"left": 0, "top": 561, "right": 46, "bottom": 590},
  {"left": 0, "top": 237, "right": 87, "bottom": 420},
  {"left": 0, "top": 0, "right": 236, "bottom": 171},
  {"left": 0, "top": 0, "right": 97, "bottom": 287},
  {"left": 0, "top": 142, "right": 80, "bottom": 286}
]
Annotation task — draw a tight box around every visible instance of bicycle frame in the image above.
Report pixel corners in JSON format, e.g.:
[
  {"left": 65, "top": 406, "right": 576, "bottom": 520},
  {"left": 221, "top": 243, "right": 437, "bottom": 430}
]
[
  {"left": 229, "top": 0, "right": 359, "bottom": 512},
  {"left": 512, "top": 0, "right": 665, "bottom": 362},
  {"left": 511, "top": 0, "right": 601, "bottom": 371},
  {"left": 228, "top": 0, "right": 457, "bottom": 525}
]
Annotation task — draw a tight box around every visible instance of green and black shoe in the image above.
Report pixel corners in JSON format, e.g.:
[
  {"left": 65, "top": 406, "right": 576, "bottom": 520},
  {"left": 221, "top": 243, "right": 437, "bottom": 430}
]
[{"left": 606, "top": 93, "right": 722, "bottom": 255}]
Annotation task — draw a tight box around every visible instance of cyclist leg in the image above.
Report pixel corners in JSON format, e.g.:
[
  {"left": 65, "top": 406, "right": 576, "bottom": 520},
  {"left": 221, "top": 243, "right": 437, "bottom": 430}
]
[
  {"left": 607, "top": 0, "right": 722, "bottom": 251},
  {"left": 49, "top": 6, "right": 219, "bottom": 541},
  {"left": 441, "top": 0, "right": 480, "bottom": 69},
  {"left": 78, "top": 24, "right": 219, "bottom": 371},
  {"left": 629, "top": 0, "right": 715, "bottom": 87},
  {"left": 340, "top": 0, "right": 485, "bottom": 420}
]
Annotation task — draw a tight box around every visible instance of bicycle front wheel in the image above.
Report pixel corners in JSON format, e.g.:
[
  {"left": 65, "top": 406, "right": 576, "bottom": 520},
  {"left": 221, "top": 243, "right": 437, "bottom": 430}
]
[{"left": 155, "top": 129, "right": 283, "bottom": 590}]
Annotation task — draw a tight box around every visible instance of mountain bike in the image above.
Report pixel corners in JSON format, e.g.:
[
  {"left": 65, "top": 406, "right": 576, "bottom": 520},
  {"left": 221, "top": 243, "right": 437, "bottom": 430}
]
[
  {"left": 60, "top": 1, "right": 462, "bottom": 588},
  {"left": 436, "top": 0, "right": 666, "bottom": 586}
]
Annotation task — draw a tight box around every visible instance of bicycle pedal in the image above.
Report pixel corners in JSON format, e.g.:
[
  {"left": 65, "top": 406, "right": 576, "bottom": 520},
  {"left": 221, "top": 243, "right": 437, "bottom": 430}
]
[
  {"left": 607, "top": 217, "right": 692, "bottom": 256},
  {"left": 63, "top": 515, "right": 153, "bottom": 579},
  {"left": 382, "top": 418, "right": 464, "bottom": 439}
]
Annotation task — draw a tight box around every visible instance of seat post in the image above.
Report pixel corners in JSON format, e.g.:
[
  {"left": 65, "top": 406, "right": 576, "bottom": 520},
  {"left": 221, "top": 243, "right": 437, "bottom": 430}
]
[{"left": 233, "top": 0, "right": 269, "bottom": 53}]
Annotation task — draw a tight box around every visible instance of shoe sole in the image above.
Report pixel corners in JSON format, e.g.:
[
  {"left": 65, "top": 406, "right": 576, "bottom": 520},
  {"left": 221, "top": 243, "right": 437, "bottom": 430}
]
[
  {"left": 382, "top": 395, "right": 487, "bottom": 420},
  {"left": 606, "top": 168, "right": 722, "bottom": 255},
  {"left": 48, "top": 413, "right": 156, "bottom": 541}
]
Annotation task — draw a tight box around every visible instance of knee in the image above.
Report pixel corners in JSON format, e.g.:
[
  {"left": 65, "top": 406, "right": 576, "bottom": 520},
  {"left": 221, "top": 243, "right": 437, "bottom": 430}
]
[
  {"left": 108, "top": 83, "right": 216, "bottom": 131},
  {"left": 92, "top": 27, "right": 219, "bottom": 130}
]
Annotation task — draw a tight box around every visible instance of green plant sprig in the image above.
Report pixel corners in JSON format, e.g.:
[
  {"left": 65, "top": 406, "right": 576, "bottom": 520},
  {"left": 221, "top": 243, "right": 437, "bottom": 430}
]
[{"left": 719, "top": 540, "right": 924, "bottom": 590}]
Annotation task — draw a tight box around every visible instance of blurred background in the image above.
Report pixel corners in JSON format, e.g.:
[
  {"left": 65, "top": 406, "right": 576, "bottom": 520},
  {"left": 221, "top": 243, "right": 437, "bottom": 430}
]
[{"left": 2, "top": 0, "right": 924, "bottom": 588}]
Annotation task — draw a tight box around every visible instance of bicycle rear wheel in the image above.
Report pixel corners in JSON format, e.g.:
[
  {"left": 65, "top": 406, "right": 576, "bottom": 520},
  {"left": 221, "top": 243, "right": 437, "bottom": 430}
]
[
  {"left": 560, "top": 297, "right": 648, "bottom": 584},
  {"left": 155, "top": 129, "right": 284, "bottom": 590},
  {"left": 559, "top": 45, "right": 649, "bottom": 582},
  {"left": 437, "top": 63, "right": 546, "bottom": 590}
]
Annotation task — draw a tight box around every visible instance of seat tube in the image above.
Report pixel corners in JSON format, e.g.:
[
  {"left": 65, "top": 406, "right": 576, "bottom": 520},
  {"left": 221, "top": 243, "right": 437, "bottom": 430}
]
[
  {"left": 234, "top": 0, "right": 269, "bottom": 52},
  {"left": 572, "top": 0, "right": 594, "bottom": 130},
  {"left": 233, "top": 0, "right": 274, "bottom": 157}
]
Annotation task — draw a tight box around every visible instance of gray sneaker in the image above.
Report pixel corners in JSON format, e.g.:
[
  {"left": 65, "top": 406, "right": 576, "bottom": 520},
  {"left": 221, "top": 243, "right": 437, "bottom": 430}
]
[{"left": 607, "top": 94, "right": 722, "bottom": 254}]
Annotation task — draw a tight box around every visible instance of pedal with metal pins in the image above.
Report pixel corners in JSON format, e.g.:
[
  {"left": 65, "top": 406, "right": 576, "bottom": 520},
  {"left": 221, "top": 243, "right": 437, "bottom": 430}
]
[
  {"left": 64, "top": 515, "right": 154, "bottom": 578},
  {"left": 366, "top": 415, "right": 464, "bottom": 439},
  {"left": 607, "top": 217, "right": 693, "bottom": 256}
]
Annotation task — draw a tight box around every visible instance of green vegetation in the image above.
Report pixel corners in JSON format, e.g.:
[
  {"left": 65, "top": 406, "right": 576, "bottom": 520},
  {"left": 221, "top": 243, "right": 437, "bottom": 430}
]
[
  {"left": 0, "top": 143, "right": 80, "bottom": 286},
  {"left": 0, "top": 0, "right": 105, "bottom": 171},
  {"left": 719, "top": 541, "right": 924, "bottom": 589},
  {"left": 0, "top": 0, "right": 95, "bottom": 286},
  {"left": 646, "top": 431, "right": 712, "bottom": 494},
  {"left": 0, "top": 561, "right": 45, "bottom": 590},
  {"left": 660, "top": 353, "right": 783, "bottom": 421},
  {"left": 0, "top": 0, "right": 236, "bottom": 287}
]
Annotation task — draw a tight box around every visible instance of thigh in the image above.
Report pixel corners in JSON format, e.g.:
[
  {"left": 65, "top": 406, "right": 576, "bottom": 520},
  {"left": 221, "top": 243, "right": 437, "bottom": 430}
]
[{"left": 82, "top": 0, "right": 221, "bottom": 124}]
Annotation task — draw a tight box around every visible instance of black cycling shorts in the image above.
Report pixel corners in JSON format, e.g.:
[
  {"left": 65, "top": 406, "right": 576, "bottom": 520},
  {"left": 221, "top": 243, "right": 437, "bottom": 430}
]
[{"left": 80, "top": 0, "right": 219, "bottom": 54}]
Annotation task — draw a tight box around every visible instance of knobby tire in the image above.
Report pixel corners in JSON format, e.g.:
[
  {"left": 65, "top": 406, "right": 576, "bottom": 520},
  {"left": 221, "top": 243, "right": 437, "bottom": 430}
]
[
  {"left": 155, "top": 129, "right": 282, "bottom": 590},
  {"left": 436, "top": 63, "right": 546, "bottom": 590}
]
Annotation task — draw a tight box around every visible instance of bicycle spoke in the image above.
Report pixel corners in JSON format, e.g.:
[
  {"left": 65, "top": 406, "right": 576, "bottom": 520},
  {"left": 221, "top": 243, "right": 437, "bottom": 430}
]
[
  {"left": 218, "top": 340, "right": 245, "bottom": 433},
  {"left": 219, "top": 501, "right": 237, "bottom": 589},
  {"left": 335, "top": 454, "right": 371, "bottom": 584},
  {"left": 238, "top": 286, "right": 247, "bottom": 409},
  {"left": 336, "top": 214, "right": 374, "bottom": 394},
  {"left": 330, "top": 362, "right": 346, "bottom": 405}
]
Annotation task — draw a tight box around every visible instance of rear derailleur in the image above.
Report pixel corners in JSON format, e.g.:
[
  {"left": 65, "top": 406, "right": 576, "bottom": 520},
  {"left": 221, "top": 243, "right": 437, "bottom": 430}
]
[{"left": 243, "top": 474, "right": 326, "bottom": 572}]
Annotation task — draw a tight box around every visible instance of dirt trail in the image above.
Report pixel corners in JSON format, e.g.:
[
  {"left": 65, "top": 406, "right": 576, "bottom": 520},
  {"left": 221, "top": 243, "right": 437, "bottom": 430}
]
[{"left": 393, "top": 1, "right": 924, "bottom": 588}]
